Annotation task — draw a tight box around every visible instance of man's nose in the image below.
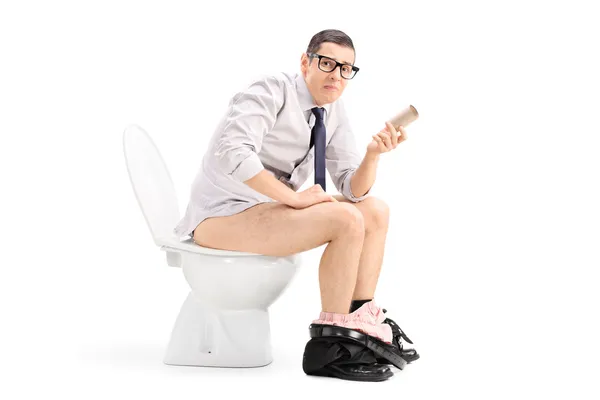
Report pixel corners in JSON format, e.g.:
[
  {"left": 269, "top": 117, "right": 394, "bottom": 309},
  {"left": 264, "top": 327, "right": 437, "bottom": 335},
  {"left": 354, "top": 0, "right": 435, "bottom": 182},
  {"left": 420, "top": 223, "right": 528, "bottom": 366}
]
[{"left": 329, "top": 66, "right": 342, "bottom": 80}]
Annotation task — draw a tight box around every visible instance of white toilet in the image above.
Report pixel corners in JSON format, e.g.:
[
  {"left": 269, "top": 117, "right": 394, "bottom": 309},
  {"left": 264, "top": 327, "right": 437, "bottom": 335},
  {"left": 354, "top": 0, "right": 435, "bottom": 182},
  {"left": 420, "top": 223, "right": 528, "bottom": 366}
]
[{"left": 122, "top": 124, "right": 302, "bottom": 368}]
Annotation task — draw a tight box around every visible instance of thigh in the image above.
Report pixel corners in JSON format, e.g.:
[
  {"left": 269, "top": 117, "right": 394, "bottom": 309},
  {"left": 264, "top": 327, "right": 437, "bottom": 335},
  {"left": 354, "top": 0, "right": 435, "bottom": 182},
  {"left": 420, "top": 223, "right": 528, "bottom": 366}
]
[{"left": 193, "top": 201, "right": 358, "bottom": 257}]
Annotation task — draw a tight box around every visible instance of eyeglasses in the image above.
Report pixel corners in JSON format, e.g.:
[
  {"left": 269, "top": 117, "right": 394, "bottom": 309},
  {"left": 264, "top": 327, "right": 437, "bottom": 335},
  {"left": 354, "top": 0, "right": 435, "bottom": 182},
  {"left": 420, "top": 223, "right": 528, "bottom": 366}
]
[{"left": 307, "top": 53, "right": 359, "bottom": 80}]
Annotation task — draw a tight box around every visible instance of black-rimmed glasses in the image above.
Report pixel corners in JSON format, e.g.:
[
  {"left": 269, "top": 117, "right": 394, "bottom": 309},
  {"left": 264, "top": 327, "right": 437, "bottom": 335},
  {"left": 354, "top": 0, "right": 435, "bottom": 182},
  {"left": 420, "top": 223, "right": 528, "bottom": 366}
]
[{"left": 307, "top": 53, "right": 359, "bottom": 80}]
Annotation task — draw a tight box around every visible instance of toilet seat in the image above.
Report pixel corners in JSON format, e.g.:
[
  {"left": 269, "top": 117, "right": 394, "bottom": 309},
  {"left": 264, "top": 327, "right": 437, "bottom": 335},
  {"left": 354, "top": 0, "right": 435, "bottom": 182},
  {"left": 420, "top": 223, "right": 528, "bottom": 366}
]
[
  {"left": 158, "top": 236, "right": 262, "bottom": 258},
  {"left": 157, "top": 236, "right": 276, "bottom": 268}
]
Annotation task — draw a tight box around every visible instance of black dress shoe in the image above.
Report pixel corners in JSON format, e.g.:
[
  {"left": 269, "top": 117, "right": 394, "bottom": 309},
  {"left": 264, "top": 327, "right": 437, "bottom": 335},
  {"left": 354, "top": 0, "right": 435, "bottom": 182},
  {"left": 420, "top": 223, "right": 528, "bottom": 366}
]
[
  {"left": 378, "top": 309, "right": 420, "bottom": 364},
  {"left": 310, "top": 363, "right": 393, "bottom": 382}
]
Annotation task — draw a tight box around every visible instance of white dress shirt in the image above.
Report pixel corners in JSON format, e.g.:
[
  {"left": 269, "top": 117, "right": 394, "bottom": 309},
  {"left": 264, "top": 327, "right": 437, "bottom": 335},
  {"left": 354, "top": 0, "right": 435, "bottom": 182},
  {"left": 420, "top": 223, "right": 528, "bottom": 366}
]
[{"left": 173, "top": 71, "right": 371, "bottom": 238}]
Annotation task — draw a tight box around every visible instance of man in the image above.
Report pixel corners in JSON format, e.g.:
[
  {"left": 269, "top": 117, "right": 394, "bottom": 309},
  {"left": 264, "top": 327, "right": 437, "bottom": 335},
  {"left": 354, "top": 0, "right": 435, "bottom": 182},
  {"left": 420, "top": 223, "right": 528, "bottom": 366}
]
[{"left": 173, "top": 29, "right": 418, "bottom": 381}]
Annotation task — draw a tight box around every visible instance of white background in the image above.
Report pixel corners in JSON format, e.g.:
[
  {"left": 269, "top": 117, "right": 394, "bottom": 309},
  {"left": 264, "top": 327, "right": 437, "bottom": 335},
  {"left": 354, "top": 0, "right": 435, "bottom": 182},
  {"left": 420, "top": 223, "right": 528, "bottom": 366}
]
[{"left": 1, "top": 0, "right": 599, "bottom": 398}]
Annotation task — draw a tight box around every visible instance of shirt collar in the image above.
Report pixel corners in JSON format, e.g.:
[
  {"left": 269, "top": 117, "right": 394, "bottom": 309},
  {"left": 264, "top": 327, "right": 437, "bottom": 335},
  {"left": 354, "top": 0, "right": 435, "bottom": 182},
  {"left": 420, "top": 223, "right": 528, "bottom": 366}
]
[{"left": 295, "top": 72, "right": 332, "bottom": 117}]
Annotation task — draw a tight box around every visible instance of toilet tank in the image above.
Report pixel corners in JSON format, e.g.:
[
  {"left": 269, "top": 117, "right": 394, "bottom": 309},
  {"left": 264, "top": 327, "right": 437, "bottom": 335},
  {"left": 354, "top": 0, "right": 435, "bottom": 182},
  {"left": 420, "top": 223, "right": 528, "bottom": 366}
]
[{"left": 123, "top": 124, "right": 180, "bottom": 247}]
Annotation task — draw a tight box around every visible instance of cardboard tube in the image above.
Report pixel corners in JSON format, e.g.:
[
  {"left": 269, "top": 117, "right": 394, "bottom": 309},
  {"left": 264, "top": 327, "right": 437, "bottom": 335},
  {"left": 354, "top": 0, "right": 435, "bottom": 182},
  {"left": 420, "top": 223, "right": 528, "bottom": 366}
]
[{"left": 388, "top": 105, "right": 419, "bottom": 129}]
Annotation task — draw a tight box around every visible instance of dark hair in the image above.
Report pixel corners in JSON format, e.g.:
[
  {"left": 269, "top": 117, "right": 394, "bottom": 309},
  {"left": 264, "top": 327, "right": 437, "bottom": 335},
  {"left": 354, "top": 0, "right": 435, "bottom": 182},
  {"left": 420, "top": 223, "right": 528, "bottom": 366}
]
[{"left": 306, "top": 29, "right": 355, "bottom": 64}]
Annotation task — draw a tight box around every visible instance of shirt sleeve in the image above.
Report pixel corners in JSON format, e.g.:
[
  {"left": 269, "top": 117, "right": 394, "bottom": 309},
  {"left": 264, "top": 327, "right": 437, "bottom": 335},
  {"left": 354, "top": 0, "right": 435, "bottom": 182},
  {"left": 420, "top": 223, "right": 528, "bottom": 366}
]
[
  {"left": 214, "top": 75, "right": 284, "bottom": 182},
  {"left": 325, "top": 100, "right": 371, "bottom": 202}
]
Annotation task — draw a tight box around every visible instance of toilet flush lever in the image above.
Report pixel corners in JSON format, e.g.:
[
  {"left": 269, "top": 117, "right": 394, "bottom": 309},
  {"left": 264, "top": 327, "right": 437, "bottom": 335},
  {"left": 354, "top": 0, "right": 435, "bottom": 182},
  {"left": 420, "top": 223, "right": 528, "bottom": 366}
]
[{"left": 165, "top": 251, "right": 182, "bottom": 268}]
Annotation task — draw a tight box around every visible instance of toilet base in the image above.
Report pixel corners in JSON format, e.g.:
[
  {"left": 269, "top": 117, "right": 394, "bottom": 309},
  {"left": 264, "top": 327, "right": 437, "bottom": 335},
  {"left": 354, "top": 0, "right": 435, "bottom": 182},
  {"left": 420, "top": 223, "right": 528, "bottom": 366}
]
[{"left": 163, "top": 291, "right": 273, "bottom": 368}]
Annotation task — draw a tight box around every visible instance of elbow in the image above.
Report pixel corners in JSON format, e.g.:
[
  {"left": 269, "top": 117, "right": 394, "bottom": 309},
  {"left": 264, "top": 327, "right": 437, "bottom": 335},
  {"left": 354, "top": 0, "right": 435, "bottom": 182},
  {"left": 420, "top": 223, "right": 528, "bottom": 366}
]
[
  {"left": 214, "top": 145, "right": 248, "bottom": 175},
  {"left": 342, "top": 170, "right": 370, "bottom": 202},
  {"left": 214, "top": 146, "right": 264, "bottom": 182}
]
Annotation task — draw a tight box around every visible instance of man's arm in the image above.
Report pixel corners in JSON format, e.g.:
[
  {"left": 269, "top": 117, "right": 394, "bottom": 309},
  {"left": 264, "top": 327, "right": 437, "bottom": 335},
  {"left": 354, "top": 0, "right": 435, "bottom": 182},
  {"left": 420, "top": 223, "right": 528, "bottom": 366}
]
[
  {"left": 244, "top": 170, "right": 298, "bottom": 205},
  {"left": 350, "top": 152, "right": 380, "bottom": 198},
  {"left": 218, "top": 76, "right": 301, "bottom": 207}
]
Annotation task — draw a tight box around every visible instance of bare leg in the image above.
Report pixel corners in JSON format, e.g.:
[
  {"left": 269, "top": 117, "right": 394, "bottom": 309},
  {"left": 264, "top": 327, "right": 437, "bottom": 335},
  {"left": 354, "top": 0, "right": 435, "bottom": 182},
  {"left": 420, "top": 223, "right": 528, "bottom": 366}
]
[
  {"left": 194, "top": 201, "right": 365, "bottom": 313},
  {"left": 332, "top": 195, "right": 391, "bottom": 302},
  {"left": 318, "top": 208, "right": 365, "bottom": 313}
]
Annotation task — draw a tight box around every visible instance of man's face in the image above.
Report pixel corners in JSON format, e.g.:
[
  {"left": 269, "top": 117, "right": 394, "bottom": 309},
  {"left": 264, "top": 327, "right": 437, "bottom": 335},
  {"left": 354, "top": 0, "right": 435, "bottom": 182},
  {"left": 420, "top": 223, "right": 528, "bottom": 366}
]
[{"left": 300, "top": 42, "right": 356, "bottom": 106}]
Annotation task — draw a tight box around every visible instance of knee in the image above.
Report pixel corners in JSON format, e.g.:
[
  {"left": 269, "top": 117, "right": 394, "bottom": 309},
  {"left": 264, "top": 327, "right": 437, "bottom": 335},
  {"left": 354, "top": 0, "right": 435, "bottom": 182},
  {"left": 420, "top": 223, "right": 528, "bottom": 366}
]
[
  {"left": 362, "top": 197, "right": 390, "bottom": 232},
  {"left": 332, "top": 203, "right": 365, "bottom": 236}
]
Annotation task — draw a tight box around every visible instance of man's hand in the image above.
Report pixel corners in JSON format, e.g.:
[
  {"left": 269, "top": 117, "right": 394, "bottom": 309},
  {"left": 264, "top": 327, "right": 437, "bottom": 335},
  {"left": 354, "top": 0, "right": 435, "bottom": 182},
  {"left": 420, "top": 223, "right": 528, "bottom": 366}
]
[
  {"left": 366, "top": 122, "right": 407, "bottom": 155},
  {"left": 289, "top": 184, "right": 338, "bottom": 209}
]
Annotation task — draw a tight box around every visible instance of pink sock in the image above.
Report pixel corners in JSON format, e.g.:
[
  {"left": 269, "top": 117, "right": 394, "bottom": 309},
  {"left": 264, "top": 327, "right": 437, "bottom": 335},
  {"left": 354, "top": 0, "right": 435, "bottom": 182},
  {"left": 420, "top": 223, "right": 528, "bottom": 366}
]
[{"left": 312, "top": 299, "right": 393, "bottom": 343}]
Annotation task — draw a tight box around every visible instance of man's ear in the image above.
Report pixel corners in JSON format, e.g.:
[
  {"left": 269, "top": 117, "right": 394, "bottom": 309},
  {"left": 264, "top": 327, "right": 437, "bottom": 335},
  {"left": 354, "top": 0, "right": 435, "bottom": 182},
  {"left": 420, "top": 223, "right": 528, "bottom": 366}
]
[{"left": 300, "top": 53, "right": 308, "bottom": 73}]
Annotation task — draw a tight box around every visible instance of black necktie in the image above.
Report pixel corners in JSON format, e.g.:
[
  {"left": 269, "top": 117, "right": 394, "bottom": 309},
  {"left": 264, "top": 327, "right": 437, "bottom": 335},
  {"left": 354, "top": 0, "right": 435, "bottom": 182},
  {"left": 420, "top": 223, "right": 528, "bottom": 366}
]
[{"left": 310, "top": 107, "right": 326, "bottom": 191}]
